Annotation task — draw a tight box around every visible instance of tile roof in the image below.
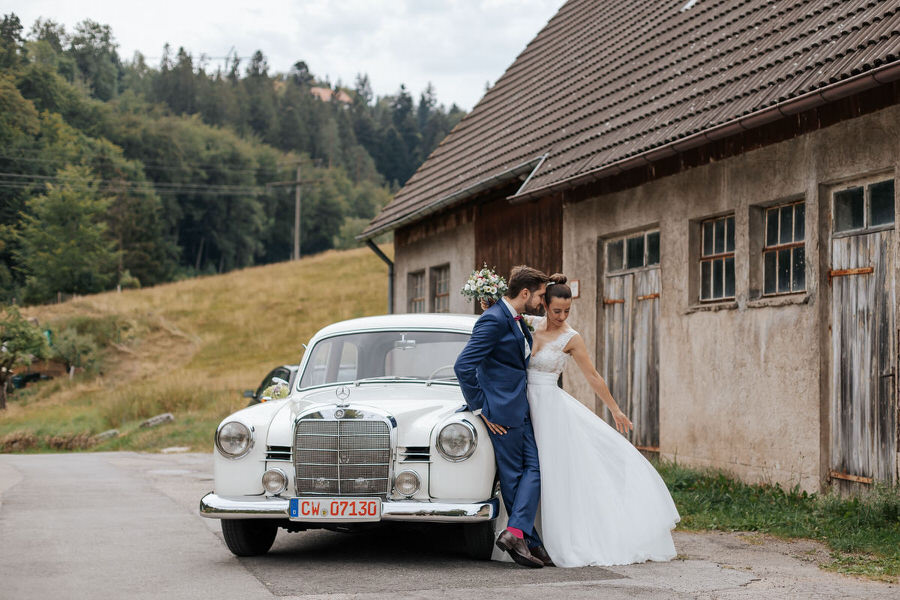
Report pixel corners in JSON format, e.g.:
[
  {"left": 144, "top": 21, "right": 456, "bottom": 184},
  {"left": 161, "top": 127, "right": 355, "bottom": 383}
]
[{"left": 363, "top": 0, "right": 900, "bottom": 238}]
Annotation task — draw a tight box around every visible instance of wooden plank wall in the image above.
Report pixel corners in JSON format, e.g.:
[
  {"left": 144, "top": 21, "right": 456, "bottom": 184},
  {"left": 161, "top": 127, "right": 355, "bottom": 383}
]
[{"left": 474, "top": 193, "right": 563, "bottom": 280}]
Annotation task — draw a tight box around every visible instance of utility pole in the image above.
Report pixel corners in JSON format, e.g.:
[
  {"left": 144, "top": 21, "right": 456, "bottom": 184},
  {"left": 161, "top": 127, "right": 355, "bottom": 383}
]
[
  {"left": 293, "top": 163, "right": 301, "bottom": 261},
  {"left": 267, "top": 159, "right": 322, "bottom": 261}
]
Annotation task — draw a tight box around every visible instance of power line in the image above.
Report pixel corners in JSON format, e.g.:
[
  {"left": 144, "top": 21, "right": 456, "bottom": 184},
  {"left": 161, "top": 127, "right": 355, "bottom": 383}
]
[
  {"left": 0, "top": 171, "right": 265, "bottom": 192},
  {"left": 0, "top": 152, "right": 285, "bottom": 175}
]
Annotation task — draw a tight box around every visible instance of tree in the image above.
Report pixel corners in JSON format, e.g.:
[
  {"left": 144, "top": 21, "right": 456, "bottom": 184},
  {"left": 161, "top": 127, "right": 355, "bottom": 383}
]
[
  {"left": 0, "top": 13, "right": 27, "bottom": 70},
  {"left": 68, "top": 19, "right": 120, "bottom": 101},
  {"left": 15, "top": 165, "right": 120, "bottom": 303},
  {"left": 0, "top": 306, "right": 49, "bottom": 409},
  {"left": 51, "top": 327, "right": 98, "bottom": 372}
]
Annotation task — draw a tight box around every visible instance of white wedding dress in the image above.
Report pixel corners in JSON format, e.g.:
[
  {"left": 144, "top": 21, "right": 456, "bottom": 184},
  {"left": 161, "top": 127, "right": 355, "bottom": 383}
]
[{"left": 524, "top": 316, "right": 680, "bottom": 567}]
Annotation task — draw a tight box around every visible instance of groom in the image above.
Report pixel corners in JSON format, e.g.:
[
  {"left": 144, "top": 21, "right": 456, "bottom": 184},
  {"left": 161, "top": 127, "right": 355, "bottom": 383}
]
[{"left": 454, "top": 265, "right": 552, "bottom": 568}]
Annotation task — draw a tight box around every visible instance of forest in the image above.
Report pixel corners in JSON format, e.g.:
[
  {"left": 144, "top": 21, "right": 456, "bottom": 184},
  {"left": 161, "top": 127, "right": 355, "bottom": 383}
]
[{"left": 0, "top": 13, "right": 464, "bottom": 304}]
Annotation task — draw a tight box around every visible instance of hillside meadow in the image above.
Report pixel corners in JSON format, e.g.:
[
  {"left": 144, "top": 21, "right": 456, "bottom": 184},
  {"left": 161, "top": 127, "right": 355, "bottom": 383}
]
[{"left": 0, "top": 245, "right": 391, "bottom": 452}]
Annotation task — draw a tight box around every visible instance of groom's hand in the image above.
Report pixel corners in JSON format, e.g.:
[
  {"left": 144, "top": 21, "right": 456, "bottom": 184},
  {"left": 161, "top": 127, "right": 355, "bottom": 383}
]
[{"left": 481, "top": 415, "right": 508, "bottom": 436}]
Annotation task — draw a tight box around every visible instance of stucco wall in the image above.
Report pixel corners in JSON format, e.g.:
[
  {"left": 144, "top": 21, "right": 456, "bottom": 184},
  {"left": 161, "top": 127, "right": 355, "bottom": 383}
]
[
  {"left": 393, "top": 221, "right": 476, "bottom": 315},
  {"left": 562, "top": 103, "right": 900, "bottom": 492}
]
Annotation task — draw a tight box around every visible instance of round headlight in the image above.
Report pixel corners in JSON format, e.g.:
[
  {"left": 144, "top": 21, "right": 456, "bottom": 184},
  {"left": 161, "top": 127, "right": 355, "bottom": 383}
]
[
  {"left": 394, "top": 470, "right": 420, "bottom": 497},
  {"left": 216, "top": 421, "right": 253, "bottom": 458},
  {"left": 437, "top": 421, "right": 477, "bottom": 461},
  {"left": 262, "top": 468, "right": 287, "bottom": 495}
]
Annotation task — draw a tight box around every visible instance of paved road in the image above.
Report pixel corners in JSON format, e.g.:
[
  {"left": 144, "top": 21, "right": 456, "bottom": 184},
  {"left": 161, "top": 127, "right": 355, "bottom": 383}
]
[{"left": 0, "top": 452, "right": 896, "bottom": 600}]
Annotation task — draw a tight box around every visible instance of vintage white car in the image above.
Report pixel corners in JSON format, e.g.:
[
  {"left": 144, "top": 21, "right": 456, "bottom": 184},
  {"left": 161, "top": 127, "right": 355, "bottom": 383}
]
[{"left": 200, "top": 314, "right": 501, "bottom": 558}]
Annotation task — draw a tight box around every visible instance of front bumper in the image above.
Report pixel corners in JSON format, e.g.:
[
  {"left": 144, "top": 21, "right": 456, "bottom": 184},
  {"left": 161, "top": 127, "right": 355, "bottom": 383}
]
[{"left": 199, "top": 493, "right": 500, "bottom": 523}]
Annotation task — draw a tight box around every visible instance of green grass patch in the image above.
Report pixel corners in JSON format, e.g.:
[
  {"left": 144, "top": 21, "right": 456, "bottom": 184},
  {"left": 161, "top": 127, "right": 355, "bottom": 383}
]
[{"left": 657, "top": 460, "right": 900, "bottom": 581}]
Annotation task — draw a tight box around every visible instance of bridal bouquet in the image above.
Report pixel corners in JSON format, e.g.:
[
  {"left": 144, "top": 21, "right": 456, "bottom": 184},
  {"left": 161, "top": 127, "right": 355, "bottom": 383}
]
[{"left": 461, "top": 264, "right": 507, "bottom": 307}]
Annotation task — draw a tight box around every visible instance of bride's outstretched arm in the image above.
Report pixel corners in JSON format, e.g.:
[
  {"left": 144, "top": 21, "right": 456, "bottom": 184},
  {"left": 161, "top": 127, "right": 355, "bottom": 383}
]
[{"left": 566, "top": 333, "right": 633, "bottom": 434}]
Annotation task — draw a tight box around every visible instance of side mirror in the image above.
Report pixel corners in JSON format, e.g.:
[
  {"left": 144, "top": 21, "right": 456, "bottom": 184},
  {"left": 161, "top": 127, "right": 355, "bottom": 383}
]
[{"left": 243, "top": 390, "right": 255, "bottom": 399}]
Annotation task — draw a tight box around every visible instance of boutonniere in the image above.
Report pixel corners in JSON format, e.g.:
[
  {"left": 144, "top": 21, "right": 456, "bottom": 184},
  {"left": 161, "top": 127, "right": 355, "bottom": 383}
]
[{"left": 525, "top": 321, "right": 534, "bottom": 333}]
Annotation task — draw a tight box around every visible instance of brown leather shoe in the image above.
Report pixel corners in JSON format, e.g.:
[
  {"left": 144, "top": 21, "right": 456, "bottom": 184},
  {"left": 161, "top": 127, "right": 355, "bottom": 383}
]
[
  {"left": 529, "top": 544, "right": 555, "bottom": 567},
  {"left": 495, "top": 530, "right": 544, "bottom": 568}
]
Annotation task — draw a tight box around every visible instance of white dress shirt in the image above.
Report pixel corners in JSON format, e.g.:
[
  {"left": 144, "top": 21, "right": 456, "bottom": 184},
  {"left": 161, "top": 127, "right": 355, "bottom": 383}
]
[{"left": 501, "top": 297, "right": 531, "bottom": 359}]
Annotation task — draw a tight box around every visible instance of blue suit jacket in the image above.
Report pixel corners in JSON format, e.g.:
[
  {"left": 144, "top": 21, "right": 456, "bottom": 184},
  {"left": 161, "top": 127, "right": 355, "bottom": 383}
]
[{"left": 454, "top": 301, "right": 533, "bottom": 427}]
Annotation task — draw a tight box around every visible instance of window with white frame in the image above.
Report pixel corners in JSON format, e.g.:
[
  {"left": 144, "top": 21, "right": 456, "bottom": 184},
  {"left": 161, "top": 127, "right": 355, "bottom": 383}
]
[
  {"left": 699, "top": 215, "right": 735, "bottom": 301},
  {"left": 763, "top": 201, "right": 806, "bottom": 295},
  {"left": 408, "top": 271, "right": 425, "bottom": 313},
  {"left": 833, "top": 178, "right": 895, "bottom": 234},
  {"left": 430, "top": 264, "right": 450, "bottom": 312},
  {"left": 606, "top": 230, "right": 660, "bottom": 273}
]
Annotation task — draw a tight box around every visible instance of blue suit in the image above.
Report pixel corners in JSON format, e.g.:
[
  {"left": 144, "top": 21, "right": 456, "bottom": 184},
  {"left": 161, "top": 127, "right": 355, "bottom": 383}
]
[{"left": 454, "top": 301, "right": 542, "bottom": 545}]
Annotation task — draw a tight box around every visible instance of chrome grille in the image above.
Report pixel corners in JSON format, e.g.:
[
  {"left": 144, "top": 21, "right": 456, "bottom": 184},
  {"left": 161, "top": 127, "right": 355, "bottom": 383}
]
[{"left": 294, "top": 419, "right": 391, "bottom": 497}]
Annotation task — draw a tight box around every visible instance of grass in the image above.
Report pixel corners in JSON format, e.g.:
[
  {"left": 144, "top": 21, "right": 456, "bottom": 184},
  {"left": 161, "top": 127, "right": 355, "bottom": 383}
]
[
  {"left": 0, "top": 245, "right": 391, "bottom": 453},
  {"left": 657, "top": 460, "right": 900, "bottom": 581}
]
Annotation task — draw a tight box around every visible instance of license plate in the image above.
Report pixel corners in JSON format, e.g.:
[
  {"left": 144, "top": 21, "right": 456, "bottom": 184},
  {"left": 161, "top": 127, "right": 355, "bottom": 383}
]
[{"left": 289, "top": 497, "right": 382, "bottom": 522}]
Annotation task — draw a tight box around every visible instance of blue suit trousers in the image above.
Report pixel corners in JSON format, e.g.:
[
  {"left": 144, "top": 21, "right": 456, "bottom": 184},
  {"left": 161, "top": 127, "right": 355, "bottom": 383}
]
[{"left": 490, "top": 416, "right": 543, "bottom": 548}]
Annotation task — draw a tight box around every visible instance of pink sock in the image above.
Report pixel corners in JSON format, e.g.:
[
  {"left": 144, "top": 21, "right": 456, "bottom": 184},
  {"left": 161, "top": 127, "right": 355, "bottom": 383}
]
[{"left": 506, "top": 526, "right": 524, "bottom": 539}]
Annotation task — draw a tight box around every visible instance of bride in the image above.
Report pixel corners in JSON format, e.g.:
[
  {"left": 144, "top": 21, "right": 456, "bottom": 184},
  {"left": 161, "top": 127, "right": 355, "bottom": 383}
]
[{"left": 518, "top": 273, "right": 680, "bottom": 568}]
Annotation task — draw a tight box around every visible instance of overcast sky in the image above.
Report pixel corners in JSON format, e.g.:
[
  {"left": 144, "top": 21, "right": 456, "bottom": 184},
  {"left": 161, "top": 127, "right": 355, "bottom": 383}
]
[{"left": 12, "top": 0, "right": 564, "bottom": 110}]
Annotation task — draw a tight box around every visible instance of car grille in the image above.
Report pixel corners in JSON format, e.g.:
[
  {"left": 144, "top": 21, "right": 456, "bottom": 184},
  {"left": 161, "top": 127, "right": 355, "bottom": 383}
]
[{"left": 294, "top": 419, "right": 391, "bottom": 497}]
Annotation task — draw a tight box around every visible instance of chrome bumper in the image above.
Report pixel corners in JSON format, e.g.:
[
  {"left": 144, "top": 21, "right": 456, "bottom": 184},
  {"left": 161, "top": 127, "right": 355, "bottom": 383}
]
[{"left": 199, "top": 493, "right": 500, "bottom": 523}]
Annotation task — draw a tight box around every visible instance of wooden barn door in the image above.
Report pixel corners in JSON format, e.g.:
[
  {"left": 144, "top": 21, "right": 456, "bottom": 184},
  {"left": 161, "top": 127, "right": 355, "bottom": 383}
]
[
  {"left": 601, "top": 230, "right": 660, "bottom": 454},
  {"left": 829, "top": 178, "right": 897, "bottom": 488}
]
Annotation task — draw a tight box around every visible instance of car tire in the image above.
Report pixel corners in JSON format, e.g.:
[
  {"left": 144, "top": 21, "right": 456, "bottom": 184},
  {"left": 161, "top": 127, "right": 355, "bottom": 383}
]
[
  {"left": 463, "top": 521, "right": 495, "bottom": 560},
  {"left": 221, "top": 519, "right": 278, "bottom": 556}
]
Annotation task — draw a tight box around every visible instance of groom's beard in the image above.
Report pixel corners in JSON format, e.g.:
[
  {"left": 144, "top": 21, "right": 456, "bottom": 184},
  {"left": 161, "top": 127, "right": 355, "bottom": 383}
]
[{"left": 525, "top": 298, "right": 544, "bottom": 315}]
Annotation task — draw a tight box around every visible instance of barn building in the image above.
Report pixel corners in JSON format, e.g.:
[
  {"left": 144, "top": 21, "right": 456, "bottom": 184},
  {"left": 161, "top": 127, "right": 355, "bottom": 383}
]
[{"left": 360, "top": 0, "right": 900, "bottom": 492}]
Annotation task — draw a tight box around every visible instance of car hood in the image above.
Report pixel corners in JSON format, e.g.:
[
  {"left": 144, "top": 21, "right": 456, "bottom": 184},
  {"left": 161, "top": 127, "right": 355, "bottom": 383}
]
[{"left": 266, "top": 383, "right": 466, "bottom": 448}]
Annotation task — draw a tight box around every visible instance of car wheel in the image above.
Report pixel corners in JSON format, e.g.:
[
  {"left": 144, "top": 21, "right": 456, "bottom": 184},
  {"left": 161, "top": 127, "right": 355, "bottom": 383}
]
[
  {"left": 463, "top": 521, "right": 495, "bottom": 560},
  {"left": 221, "top": 519, "right": 278, "bottom": 556}
]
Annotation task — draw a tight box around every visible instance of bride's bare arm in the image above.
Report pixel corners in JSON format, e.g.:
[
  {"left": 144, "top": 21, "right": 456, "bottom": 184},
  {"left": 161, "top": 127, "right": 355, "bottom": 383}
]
[{"left": 565, "top": 333, "right": 634, "bottom": 433}]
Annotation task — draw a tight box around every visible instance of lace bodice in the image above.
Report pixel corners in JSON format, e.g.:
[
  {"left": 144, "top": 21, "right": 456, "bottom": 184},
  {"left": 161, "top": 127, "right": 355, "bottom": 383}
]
[{"left": 526, "top": 316, "right": 578, "bottom": 376}]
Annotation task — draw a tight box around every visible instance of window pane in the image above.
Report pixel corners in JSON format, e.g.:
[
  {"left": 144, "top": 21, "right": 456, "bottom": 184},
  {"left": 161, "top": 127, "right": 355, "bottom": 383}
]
[
  {"left": 338, "top": 343, "right": 358, "bottom": 381},
  {"left": 712, "top": 259, "right": 723, "bottom": 298},
  {"left": 794, "top": 203, "right": 805, "bottom": 241},
  {"left": 766, "top": 208, "right": 779, "bottom": 247},
  {"left": 702, "top": 222, "right": 713, "bottom": 256},
  {"left": 647, "top": 232, "right": 660, "bottom": 265},
  {"left": 714, "top": 219, "right": 725, "bottom": 254},
  {"left": 764, "top": 251, "right": 776, "bottom": 295},
  {"left": 607, "top": 240, "right": 624, "bottom": 272},
  {"left": 724, "top": 256, "right": 735, "bottom": 298},
  {"left": 626, "top": 235, "right": 645, "bottom": 269},
  {"left": 726, "top": 216, "right": 735, "bottom": 252},
  {"left": 834, "top": 186, "right": 864, "bottom": 232},
  {"left": 779, "top": 205, "right": 793, "bottom": 244},
  {"left": 792, "top": 246, "right": 806, "bottom": 291},
  {"left": 701, "top": 260, "right": 711, "bottom": 300},
  {"left": 869, "top": 179, "right": 895, "bottom": 227},
  {"left": 777, "top": 248, "right": 791, "bottom": 293}
]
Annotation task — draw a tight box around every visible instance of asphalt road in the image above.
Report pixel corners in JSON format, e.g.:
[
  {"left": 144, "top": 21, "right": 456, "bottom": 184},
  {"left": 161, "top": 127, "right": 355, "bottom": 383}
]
[{"left": 1, "top": 452, "right": 897, "bottom": 600}]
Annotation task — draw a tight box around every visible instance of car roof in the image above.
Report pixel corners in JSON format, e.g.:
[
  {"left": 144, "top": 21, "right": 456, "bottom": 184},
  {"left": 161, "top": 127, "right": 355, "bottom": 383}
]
[{"left": 311, "top": 313, "right": 477, "bottom": 339}]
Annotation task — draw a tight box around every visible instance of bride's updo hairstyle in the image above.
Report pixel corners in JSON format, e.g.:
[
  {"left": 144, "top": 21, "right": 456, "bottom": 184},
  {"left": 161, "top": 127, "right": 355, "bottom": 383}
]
[{"left": 545, "top": 273, "right": 572, "bottom": 304}]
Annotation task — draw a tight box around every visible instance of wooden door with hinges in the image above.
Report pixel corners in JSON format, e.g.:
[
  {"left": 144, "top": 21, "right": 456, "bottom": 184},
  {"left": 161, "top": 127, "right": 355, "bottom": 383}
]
[
  {"left": 601, "top": 261, "right": 660, "bottom": 455},
  {"left": 829, "top": 230, "right": 896, "bottom": 487}
]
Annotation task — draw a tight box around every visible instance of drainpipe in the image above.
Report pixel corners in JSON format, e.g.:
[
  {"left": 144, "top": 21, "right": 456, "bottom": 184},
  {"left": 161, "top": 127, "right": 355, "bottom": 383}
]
[{"left": 365, "top": 240, "right": 394, "bottom": 314}]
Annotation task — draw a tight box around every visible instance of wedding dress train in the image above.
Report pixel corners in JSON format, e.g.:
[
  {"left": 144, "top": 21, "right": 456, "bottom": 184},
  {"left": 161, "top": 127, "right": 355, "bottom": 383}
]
[{"left": 523, "top": 317, "right": 680, "bottom": 567}]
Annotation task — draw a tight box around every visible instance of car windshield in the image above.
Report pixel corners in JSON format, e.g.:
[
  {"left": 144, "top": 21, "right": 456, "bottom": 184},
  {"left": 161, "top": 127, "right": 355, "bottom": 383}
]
[{"left": 298, "top": 330, "right": 470, "bottom": 389}]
